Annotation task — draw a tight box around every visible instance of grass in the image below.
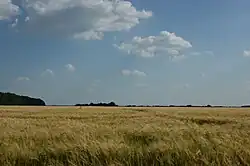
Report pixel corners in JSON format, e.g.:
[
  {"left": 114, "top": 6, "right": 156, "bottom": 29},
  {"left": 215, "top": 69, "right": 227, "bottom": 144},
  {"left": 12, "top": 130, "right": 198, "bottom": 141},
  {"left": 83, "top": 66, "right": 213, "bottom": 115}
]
[{"left": 1, "top": 106, "right": 250, "bottom": 165}]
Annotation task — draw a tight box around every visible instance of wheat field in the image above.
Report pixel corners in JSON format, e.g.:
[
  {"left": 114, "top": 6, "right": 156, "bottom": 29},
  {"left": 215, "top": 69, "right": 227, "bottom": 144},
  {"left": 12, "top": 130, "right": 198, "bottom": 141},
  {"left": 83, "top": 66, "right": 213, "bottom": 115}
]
[{"left": 0, "top": 106, "right": 250, "bottom": 166}]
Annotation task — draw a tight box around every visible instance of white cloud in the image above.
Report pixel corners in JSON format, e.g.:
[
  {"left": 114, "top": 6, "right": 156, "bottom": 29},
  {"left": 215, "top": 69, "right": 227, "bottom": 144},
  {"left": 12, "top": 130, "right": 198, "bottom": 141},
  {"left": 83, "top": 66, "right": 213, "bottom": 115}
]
[
  {"left": 11, "top": 18, "right": 18, "bottom": 27},
  {"left": 17, "top": 77, "right": 30, "bottom": 81},
  {"left": 0, "top": 0, "right": 20, "bottom": 20},
  {"left": 122, "top": 69, "right": 146, "bottom": 77},
  {"left": 41, "top": 69, "right": 54, "bottom": 76},
  {"left": 243, "top": 50, "right": 250, "bottom": 57},
  {"left": 73, "top": 30, "right": 104, "bottom": 40},
  {"left": 133, "top": 70, "right": 147, "bottom": 77},
  {"left": 114, "top": 31, "right": 192, "bottom": 58},
  {"left": 65, "top": 64, "right": 76, "bottom": 72},
  {"left": 5, "top": 0, "right": 152, "bottom": 40},
  {"left": 24, "top": 16, "right": 30, "bottom": 22}
]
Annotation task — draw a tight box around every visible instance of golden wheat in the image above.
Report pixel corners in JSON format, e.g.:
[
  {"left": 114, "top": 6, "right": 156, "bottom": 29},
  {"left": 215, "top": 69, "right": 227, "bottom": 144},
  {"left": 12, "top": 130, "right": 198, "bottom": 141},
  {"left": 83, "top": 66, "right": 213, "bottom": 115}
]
[{"left": 0, "top": 106, "right": 250, "bottom": 165}]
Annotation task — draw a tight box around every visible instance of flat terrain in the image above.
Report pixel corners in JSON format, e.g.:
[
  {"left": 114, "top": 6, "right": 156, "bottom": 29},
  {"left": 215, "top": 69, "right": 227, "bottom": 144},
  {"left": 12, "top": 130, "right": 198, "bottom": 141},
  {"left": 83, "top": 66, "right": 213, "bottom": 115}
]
[{"left": 1, "top": 106, "right": 250, "bottom": 165}]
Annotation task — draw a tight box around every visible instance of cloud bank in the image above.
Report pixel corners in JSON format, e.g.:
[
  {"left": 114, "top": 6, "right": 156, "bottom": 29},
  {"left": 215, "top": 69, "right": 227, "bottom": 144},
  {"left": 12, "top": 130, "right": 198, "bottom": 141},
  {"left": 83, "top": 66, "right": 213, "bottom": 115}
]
[{"left": 1, "top": 0, "right": 152, "bottom": 40}]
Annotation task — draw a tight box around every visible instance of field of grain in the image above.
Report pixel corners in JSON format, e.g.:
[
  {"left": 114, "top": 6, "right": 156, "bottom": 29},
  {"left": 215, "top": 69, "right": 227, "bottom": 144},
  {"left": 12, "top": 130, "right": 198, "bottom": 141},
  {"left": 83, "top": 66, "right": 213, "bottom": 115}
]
[{"left": 1, "top": 106, "right": 250, "bottom": 165}]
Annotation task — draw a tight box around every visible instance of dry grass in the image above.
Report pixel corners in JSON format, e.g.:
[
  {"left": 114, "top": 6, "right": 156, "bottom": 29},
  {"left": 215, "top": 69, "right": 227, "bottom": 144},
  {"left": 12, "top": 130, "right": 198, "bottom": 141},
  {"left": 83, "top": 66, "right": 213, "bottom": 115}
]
[{"left": 1, "top": 106, "right": 250, "bottom": 165}]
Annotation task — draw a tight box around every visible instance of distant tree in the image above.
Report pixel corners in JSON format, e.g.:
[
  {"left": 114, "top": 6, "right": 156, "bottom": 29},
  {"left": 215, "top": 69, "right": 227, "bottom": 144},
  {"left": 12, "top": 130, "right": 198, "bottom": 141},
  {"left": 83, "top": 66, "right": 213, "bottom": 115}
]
[
  {"left": 75, "top": 101, "right": 118, "bottom": 107},
  {"left": 0, "top": 92, "right": 46, "bottom": 106},
  {"left": 108, "top": 101, "right": 117, "bottom": 106},
  {"left": 241, "top": 105, "right": 250, "bottom": 108}
]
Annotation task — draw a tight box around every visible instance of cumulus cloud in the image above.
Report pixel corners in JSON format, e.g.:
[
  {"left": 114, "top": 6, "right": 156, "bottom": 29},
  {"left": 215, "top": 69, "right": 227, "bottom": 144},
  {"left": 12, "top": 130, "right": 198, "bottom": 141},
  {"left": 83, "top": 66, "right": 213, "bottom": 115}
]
[
  {"left": 41, "top": 69, "right": 54, "bottom": 76},
  {"left": 114, "top": 31, "right": 192, "bottom": 58},
  {"left": 0, "top": 0, "right": 20, "bottom": 20},
  {"left": 65, "top": 64, "right": 76, "bottom": 72},
  {"left": 4, "top": 0, "right": 152, "bottom": 39},
  {"left": 17, "top": 76, "right": 30, "bottom": 81},
  {"left": 121, "top": 69, "right": 146, "bottom": 77},
  {"left": 243, "top": 50, "right": 250, "bottom": 57}
]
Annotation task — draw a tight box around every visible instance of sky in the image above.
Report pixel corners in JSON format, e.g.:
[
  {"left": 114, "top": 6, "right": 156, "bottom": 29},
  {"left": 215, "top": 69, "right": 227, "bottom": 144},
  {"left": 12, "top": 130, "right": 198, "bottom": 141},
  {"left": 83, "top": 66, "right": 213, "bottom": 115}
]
[{"left": 1, "top": 0, "right": 250, "bottom": 106}]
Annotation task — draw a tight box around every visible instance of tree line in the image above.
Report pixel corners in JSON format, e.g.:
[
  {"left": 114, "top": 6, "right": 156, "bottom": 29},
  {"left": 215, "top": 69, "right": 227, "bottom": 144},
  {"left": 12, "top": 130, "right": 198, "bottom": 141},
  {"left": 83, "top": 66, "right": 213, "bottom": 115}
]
[
  {"left": 1, "top": 91, "right": 250, "bottom": 108},
  {"left": 0, "top": 92, "right": 46, "bottom": 106},
  {"left": 75, "top": 101, "right": 118, "bottom": 107}
]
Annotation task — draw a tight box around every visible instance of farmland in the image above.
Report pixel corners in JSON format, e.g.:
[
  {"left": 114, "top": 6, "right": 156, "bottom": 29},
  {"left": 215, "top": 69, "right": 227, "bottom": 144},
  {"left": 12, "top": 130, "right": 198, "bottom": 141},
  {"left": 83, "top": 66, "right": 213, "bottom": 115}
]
[{"left": 0, "top": 106, "right": 250, "bottom": 165}]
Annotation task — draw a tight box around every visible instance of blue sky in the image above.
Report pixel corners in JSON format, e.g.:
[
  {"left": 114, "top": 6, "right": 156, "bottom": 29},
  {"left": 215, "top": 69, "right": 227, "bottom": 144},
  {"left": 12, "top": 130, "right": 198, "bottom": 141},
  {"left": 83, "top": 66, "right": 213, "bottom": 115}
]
[{"left": 1, "top": 0, "right": 250, "bottom": 105}]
